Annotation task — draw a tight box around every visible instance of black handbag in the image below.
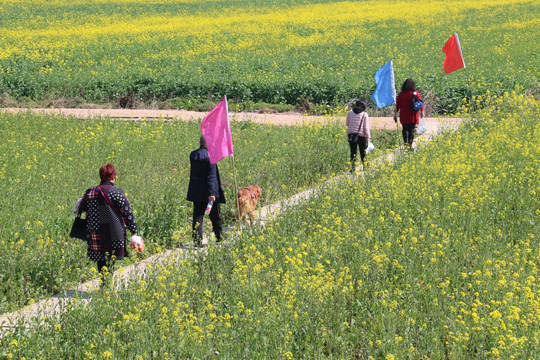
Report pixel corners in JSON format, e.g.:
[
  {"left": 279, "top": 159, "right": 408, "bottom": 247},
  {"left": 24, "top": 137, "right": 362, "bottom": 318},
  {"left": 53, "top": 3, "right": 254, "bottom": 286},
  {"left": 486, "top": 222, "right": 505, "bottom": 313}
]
[
  {"left": 70, "top": 213, "right": 88, "bottom": 241},
  {"left": 348, "top": 113, "right": 366, "bottom": 144}
]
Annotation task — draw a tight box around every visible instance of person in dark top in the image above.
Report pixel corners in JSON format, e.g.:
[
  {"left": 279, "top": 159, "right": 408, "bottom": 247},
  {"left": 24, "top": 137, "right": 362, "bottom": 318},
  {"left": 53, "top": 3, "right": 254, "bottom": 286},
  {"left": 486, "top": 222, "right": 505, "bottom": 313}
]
[
  {"left": 395, "top": 78, "right": 424, "bottom": 149},
  {"left": 186, "top": 135, "right": 225, "bottom": 247},
  {"left": 78, "top": 164, "right": 138, "bottom": 286}
]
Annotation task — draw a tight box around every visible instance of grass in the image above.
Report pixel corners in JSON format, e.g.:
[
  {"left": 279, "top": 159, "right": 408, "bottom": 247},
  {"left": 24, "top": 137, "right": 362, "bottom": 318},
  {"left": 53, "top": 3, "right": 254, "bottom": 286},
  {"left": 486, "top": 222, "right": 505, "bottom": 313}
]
[
  {"left": 1, "top": 93, "right": 538, "bottom": 359},
  {"left": 0, "top": 110, "right": 397, "bottom": 314}
]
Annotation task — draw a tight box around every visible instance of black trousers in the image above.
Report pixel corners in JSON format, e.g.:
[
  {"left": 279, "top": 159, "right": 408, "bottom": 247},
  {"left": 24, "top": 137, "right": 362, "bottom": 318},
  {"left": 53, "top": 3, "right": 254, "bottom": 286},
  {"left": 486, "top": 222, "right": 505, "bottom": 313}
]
[
  {"left": 97, "top": 260, "right": 115, "bottom": 274},
  {"left": 402, "top": 123, "right": 416, "bottom": 146},
  {"left": 97, "top": 259, "right": 116, "bottom": 288},
  {"left": 348, "top": 136, "right": 368, "bottom": 163},
  {"left": 192, "top": 201, "right": 223, "bottom": 244}
]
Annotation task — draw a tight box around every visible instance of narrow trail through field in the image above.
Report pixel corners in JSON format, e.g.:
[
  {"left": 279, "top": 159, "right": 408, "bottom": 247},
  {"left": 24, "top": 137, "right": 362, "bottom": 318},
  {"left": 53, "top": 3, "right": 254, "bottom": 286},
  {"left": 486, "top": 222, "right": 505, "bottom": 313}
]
[
  {"left": 0, "top": 108, "right": 462, "bottom": 337},
  {"left": 1, "top": 107, "right": 460, "bottom": 129}
]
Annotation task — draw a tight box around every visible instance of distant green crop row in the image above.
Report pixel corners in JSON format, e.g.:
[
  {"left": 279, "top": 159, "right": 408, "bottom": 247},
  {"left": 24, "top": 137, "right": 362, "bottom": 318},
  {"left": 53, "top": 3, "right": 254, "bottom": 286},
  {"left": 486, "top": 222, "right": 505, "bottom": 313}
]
[
  {"left": 0, "top": 0, "right": 538, "bottom": 113},
  {"left": 1, "top": 93, "right": 537, "bottom": 359}
]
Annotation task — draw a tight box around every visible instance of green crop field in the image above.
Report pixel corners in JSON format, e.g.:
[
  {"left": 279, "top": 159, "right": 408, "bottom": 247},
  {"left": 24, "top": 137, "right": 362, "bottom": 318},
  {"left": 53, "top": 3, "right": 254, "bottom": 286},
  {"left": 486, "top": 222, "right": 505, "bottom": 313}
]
[
  {"left": 1, "top": 93, "right": 538, "bottom": 359},
  {"left": 0, "top": 0, "right": 539, "bottom": 358},
  {"left": 0, "top": 110, "right": 398, "bottom": 314},
  {"left": 0, "top": 0, "right": 538, "bottom": 113}
]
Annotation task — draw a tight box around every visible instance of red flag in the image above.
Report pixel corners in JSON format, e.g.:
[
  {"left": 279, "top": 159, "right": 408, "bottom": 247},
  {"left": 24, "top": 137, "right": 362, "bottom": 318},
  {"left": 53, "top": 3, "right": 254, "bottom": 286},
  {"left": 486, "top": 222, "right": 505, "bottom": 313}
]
[
  {"left": 443, "top": 34, "right": 466, "bottom": 74},
  {"left": 200, "top": 97, "right": 234, "bottom": 164}
]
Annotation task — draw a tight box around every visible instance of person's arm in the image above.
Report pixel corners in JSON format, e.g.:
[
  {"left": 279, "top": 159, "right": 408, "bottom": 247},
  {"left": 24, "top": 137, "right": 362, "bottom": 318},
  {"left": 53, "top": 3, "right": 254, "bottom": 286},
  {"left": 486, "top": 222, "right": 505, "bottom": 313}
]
[
  {"left": 78, "top": 192, "right": 88, "bottom": 213},
  {"left": 365, "top": 113, "right": 371, "bottom": 141},
  {"left": 420, "top": 105, "right": 424, "bottom": 119},
  {"left": 419, "top": 92, "right": 424, "bottom": 121},
  {"left": 112, "top": 191, "right": 138, "bottom": 234},
  {"left": 207, "top": 163, "right": 218, "bottom": 201}
]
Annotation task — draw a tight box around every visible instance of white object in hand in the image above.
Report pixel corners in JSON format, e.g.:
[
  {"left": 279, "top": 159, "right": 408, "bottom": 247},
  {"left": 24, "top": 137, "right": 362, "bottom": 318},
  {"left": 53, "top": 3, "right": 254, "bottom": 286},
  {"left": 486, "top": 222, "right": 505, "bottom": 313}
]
[
  {"left": 130, "top": 235, "right": 145, "bottom": 253},
  {"left": 204, "top": 200, "right": 214, "bottom": 215},
  {"left": 417, "top": 117, "right": 426, "bottom": 134}
]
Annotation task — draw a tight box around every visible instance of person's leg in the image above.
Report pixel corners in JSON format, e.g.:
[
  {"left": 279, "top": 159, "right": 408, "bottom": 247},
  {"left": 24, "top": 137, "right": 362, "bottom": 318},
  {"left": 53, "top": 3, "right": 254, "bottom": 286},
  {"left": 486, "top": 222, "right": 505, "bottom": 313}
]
[
  {"left": 348, "top": 139, "right": 357, "bottom": 172},
  {"left": 209, "top": 201, "right": 223, "bottom": 242},
  {"left": 192, "top": 201, "right": 206, "bottom": 246},
  {"left": 358, "top": 137, "right": 368, "bottom": 168},
  {"left": 407, "top": 124, "right": 415, "bottom": 147},
  {"left": 402, "top": 124, "right": 415, "bottom": 148},
  {"left": 97, "top": 260, "right": 107, "bottom": 275},
  {"left": 97, "top": 259, "right": 116, "bottom": 290},
  {"left": 402, "top": 126, "right": 409, "bottom": 146}
]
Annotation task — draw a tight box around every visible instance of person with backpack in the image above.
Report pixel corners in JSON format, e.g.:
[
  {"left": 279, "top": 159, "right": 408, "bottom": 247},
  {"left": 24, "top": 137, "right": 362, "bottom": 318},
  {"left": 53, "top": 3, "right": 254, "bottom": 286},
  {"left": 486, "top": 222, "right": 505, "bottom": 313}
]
[
  {"left": 394, "top": 78, "right": 424, "bottom": 149},
  {"left": 346, "top": 99, "right": 371, "bottom": 172}
]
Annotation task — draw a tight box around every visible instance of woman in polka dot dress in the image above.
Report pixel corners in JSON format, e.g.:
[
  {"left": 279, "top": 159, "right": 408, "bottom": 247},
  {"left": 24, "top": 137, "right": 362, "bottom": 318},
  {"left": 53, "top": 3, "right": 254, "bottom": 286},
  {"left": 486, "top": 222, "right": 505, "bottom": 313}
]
[{"left": 78, "top": 164, "right": 138, "bottom": 284}]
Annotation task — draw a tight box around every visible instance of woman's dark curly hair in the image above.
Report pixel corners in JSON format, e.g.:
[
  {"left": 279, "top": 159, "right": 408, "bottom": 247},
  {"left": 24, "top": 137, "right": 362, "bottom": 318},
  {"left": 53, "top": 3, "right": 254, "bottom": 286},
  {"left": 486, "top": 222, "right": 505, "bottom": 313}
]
[
  {"left": 401, "top": 78, "right": 417, "bottom": 93},
  {"left": 353, "top": 99, "right": 367, "bottom": 113}
]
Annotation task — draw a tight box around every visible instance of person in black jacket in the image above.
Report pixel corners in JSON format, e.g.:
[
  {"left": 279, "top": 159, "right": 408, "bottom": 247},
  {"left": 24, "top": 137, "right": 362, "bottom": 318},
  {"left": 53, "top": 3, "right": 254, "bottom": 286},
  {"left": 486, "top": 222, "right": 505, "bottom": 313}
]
[{"left": 186, "top": 135, "right": 225, "bottom": 247}]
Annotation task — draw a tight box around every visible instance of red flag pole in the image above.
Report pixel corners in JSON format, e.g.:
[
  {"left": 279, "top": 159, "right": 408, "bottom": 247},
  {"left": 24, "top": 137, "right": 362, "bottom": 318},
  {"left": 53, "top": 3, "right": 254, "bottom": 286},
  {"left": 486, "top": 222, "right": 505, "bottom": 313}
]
[
  {"left": 443, "top": 33, "right": 473, "bottom": 114},
  {"left": 456, "top": 34, "right": 475, "bottom": 114},
  {"left": 454, "top": 33, "right": 465, "bottom": 70}
]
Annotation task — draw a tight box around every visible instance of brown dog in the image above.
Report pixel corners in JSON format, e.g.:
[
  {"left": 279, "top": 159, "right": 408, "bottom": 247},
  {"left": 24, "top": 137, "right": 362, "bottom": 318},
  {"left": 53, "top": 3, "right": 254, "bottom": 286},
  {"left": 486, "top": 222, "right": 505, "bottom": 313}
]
[{"left": 236, "top": 185, "right": 262, "bottom": 226}]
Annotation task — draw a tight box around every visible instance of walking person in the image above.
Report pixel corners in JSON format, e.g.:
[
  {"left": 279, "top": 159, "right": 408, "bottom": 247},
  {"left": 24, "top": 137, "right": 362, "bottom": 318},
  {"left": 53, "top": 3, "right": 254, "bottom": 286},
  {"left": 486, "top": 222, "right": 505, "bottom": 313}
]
[
  {"left": 77, "top": 164, "right": 139, "bottom": 288},
  {"left": 187, "top": 135, "right": 225, "bottom": 247},
  {"left": 394, "top": 78, "right": 424, "bottom": 150},
  {"left": 346, "top": 99, "right": 371, "bottom": 172}
]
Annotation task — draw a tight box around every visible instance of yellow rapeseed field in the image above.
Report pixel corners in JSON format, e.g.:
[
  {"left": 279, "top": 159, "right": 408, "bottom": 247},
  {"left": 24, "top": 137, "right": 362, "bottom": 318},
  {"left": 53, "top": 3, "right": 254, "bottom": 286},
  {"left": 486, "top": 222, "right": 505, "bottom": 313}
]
[{"left": 0, "top": 0, "right": 537, "bottom": 111}]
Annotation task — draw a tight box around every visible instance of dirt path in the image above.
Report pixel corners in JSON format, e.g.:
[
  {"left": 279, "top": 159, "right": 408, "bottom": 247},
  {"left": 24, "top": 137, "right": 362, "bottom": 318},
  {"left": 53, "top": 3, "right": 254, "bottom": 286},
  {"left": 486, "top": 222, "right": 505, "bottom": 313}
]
[{"left": 1, "top": 107, "right": 461, "bottom": 129}]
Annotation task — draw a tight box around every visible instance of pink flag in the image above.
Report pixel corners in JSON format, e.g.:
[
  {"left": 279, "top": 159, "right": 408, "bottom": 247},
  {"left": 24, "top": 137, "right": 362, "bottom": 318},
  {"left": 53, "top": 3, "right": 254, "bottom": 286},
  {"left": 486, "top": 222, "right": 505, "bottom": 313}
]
[
  {"left": 200, "top": 97, "right": 233, "bottom": 164},
  {"left": 443, "top": 34, "right": 466, "bottom": 74}
]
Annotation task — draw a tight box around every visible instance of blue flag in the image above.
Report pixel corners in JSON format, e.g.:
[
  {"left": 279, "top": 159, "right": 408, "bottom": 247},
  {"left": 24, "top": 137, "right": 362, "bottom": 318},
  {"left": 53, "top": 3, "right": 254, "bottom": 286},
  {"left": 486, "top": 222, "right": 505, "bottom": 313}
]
[{"left": 371, "top": 61, "right": 396, "bottom": 108}]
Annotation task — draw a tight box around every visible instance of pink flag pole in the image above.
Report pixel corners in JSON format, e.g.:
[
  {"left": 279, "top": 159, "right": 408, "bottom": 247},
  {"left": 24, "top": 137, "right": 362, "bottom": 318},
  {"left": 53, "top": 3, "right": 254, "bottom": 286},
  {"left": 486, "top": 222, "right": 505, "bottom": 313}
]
[
  {"left": 201, "top": 97, "right": 234, "bottom": 164},
  {"left": 225, "top": 96, "right": 242, "bottom": 226},
  {"left": 200, "top": 96, "right": 241, "bottom": 225}
]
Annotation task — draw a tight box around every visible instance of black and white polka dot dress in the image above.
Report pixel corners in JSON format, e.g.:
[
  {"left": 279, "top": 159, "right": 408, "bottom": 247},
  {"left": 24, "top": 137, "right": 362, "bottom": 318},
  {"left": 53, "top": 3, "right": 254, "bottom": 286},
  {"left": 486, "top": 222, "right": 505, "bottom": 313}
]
[{"left": 79, "top": 181, "right": 138, "bottom": 262}]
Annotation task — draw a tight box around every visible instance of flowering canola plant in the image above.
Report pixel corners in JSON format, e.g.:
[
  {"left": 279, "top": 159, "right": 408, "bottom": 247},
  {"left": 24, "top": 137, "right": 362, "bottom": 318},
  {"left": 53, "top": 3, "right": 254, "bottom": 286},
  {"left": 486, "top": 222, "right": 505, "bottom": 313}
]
[
  {"left": 1, "top": 94, "right": 537, "bottom": 359},
  {"left": 0, "top": 110, "right": 395, "bottom": 313},
  {"left": 0, "top": 0, "right": 538, "bottom": 112}
]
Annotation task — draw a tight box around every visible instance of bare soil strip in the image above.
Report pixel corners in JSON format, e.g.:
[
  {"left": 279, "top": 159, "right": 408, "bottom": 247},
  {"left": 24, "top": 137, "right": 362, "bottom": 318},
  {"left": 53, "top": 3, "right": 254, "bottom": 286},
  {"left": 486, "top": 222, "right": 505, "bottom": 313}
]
[{"left": 1, "top": 107, "right": 461, "bottom": 129}]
